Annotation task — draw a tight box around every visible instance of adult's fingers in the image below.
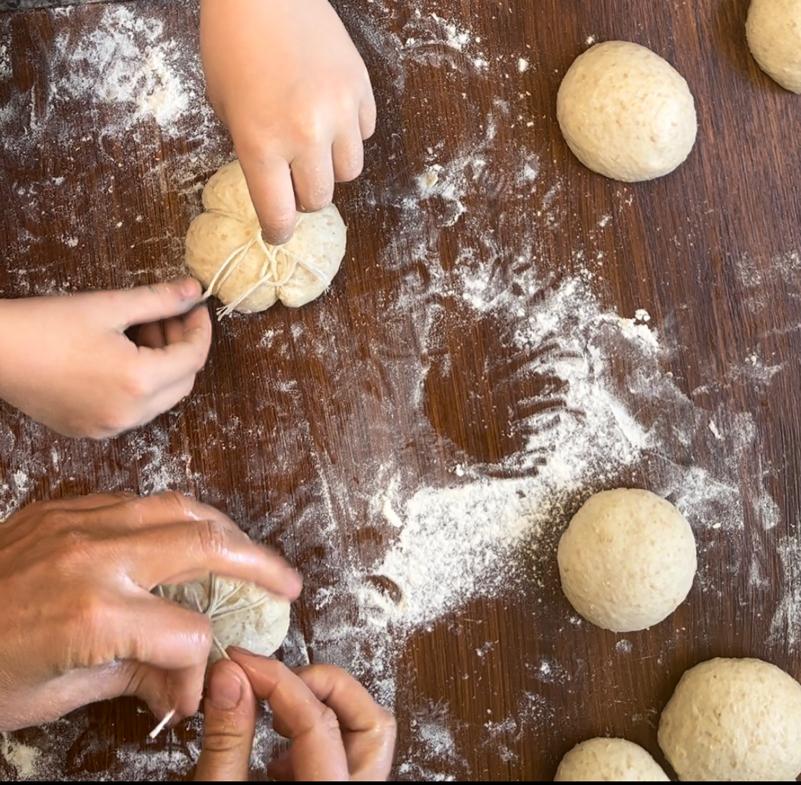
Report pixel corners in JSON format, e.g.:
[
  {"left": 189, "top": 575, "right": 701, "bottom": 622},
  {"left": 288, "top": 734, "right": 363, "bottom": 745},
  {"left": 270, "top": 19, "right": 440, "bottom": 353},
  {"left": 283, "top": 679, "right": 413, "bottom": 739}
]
[
  {"left": 26, "top": 492, "right": 137, "bottom": 516},
  {"left": 119, "top": 519, "right": 302, "bottom": 599},
  {"left": 75, "top": 491, "right": 230, "bottom": 533},
  {"left": 297, "top": 665, "right": 396, "bottom": 781},
  {"left": 121, "top": 661, "right": 206, "bottom": 724},
  {"left": 194, "top": 660, "right": 257, "bottom": 782},
  {"left": 106, "top": 593, "right": 212, "bottom": 671},
  {"left": 105, "top": 279, "right": 203, "bottom": 330},
  {"left": 290, "top": 150, "right": 335, "bottom": 213},
  {"left": 332, "top": 127, "right": 364, "bottom": 183},
  {"left": 237, "top": 149, "right": 297, "bottom": 244},
  {"left": 229, "top": 651, "right": 350, "bottom": 781}
]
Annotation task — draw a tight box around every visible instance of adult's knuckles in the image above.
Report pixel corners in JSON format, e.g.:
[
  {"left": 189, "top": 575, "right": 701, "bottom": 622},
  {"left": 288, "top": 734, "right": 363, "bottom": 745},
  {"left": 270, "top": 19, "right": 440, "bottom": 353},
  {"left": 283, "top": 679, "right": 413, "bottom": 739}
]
[{"left": 193, "top": 518, "right": 232, "bottom": 560}]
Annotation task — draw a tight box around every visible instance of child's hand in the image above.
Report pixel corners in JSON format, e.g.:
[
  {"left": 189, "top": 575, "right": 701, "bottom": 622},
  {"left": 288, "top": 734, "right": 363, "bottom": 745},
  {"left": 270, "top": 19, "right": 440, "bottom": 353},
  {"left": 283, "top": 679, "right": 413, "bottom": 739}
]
[
  {"left": 0, "top": 279, "right": 212, "bottom": 439},
  {"left": 195, "top": 654, "right": 396, "bottom": 781},
  {"left": 200, "top": 0, "right": 376, "bottom": 244}
]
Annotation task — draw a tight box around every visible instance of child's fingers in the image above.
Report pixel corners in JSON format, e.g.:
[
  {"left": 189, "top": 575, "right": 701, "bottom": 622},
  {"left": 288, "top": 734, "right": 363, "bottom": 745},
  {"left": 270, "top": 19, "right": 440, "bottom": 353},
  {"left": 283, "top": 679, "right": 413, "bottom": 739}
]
[
  {"left": 137, "top": 306, "right": 212, "bottom": 391},
  {"left": 163, "top": 316, "right": 186, "bottom": 346},
  {"left": 195, "top": 661, "right": 257, "bottom": 782},
  {"left": 333, "top": 127, "right": 364, "bottom": 183},
  {"left": 359, "top": 89, "right": 377, "bottom": 140},
  {"left": 135, "top": 376, "right": 196, "bottom": 429},
  {"left": 237, "top": 151, "right": 297, "bottom": 244},
  {"left": 291, "top": 150, "right": 335, "bottom": 213},
  {"left": 132, "top": 321, "right": 168, "bottom": 349},
  {"left": 228, "top": 653, "right": 351, "bottom": 781}
]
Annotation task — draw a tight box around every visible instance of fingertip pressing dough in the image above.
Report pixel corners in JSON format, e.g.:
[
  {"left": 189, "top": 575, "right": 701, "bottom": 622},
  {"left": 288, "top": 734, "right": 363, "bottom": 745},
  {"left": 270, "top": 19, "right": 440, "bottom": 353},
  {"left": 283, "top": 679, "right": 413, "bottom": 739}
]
[
  {"left": 557, "top": 41, "right": 698, "bottom": 182},
  {"left": 185, "top": 160, "right": 347, "bottom": 316},
  {"left": 658, "top": 657, "right": 801, "bottom": 781},
  {"left": 157, "top": 574, "right": 290, "bottom": 663},
  {"left": 557, "top": 488, "right": 697, "bottom": 632},
  {"left": 747, "top": 0, "right": 801, "bottom": 93},
  {"left": 555, "top": 738, "right": 669, "bottom": 781}
]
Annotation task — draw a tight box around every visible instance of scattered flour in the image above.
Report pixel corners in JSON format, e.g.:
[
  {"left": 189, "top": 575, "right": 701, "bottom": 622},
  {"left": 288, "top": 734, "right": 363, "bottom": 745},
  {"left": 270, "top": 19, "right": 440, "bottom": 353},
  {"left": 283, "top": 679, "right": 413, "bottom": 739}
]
[
  {"left": 770, "top": 536, "right": 801, "bottom": 649},
  {"left": 0, "top": 1, "right": 796, "bottom": 781},
  {"left": 0, "top": 734, "right": 40, "bottom": 780}
]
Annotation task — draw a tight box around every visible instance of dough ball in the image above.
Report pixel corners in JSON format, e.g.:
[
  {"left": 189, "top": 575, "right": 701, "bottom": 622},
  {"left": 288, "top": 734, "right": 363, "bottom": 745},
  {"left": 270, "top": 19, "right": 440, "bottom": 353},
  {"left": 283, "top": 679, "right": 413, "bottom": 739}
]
[
  {"left": 658, "top": 657, "right": 801, "bottom": 780},
  {"left": 555, "top": 738, "right": 669, "bottom": 781},
  {"left": 747, "top": 0, "right": 801, "bottom": 93},
  {"left": 185, "top": 160, "right": 347, "bottom": 315},
  {"left": 557, "top": 41, "right": 698, "bottom": 182},
  {"left": 158, "top": 574, "right": 290, "bottom": 663},
  {"left": 557, "top": 488, "right": 696, "bottom": 632}
]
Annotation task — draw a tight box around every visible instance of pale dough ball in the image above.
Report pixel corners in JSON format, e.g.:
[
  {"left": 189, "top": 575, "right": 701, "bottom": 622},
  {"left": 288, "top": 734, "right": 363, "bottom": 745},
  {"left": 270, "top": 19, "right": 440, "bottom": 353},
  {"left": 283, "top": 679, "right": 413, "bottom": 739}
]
[
  {"left": 658, "top": 657, "right": 801, "bottom": 780},
  {"left": 185, "top": 160, "right": 347, "bottom": 315},
  {"left": 747, "top": 0, "right": 801, "bottom": 93},
  {"left": 557, "top": 41, "right": 698, "bottom": 182},
  {"left": 555, "top": 738, "right": 669, "bottom": 781},
  {"left": 157, "top": 574, "right": 290, "bottom": 663},
  {"left": 557, "top": 488, "right": 696, "bottom": 632}
]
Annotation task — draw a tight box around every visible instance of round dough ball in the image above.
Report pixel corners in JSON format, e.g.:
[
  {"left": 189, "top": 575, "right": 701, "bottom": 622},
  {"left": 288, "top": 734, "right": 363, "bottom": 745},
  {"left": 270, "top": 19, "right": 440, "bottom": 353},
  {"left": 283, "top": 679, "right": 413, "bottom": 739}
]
[
  {"left": 747, "top": 0, "right": 801, "bottom": 93},
  {"left": 557, "top": 488, "right": 696, "bottom": 632},
  {"left": 557, "top": 41, "right": 698, "bottom": 182},
  {"left": 555, "top": 738, "right": 669, "bottom": 781},
  {"left": 185, "top": 160, "right": 347, "bottom": 315},
  {"left": 157, "top": 574, "right": 290, "bottom": 663},
  {"left": 658, "top": 657, "right": 801, "bottom": 780}
]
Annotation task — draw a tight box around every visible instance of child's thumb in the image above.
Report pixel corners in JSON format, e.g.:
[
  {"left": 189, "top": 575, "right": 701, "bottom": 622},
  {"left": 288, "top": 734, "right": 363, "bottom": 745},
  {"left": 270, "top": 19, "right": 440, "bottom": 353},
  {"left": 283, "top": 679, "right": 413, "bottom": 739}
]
[
  {"left": 194, "top": 660, "right": 257, "bottom": 782},
  {"left": 112, "top": 279, "right": 203, "bottom": 328}
]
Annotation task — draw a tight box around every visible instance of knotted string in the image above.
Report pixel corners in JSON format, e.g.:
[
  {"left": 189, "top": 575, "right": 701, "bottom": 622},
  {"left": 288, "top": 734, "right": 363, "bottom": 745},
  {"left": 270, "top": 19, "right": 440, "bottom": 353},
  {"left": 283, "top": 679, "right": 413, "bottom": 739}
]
[
  {"left": 158, "top": 575, "right": 271, "bottom": 660},
  {"left": 202, "top": 209, "right": 332, "bottom": 317}
]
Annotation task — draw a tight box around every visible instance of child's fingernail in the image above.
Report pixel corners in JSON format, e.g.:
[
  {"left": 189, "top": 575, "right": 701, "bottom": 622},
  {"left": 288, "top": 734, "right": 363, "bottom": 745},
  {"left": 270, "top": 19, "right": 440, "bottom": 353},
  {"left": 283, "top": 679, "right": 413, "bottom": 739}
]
[
  {"left": 208, "top": 662, "right": 244, "bottom": 711},
  {"left": 179, "top": 278, "right": 200, "bottom": 299}
]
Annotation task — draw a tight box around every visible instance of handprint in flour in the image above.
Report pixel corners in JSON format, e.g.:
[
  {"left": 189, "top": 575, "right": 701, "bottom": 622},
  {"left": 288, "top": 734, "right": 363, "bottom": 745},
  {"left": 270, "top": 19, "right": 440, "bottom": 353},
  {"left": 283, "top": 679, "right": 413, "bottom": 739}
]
[{"left": 422, "top": 304, "right": 587, "bottom": 478}]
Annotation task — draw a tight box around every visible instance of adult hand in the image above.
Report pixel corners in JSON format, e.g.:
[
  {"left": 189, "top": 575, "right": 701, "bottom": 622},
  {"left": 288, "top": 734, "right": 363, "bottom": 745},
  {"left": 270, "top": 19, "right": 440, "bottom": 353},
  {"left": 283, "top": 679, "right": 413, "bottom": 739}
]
[
  {"left": 200, "top": 0, "right": 376, "bottom": 243},
  {"left": 195, "top": 651, "right": 396, "bottom": 781},
  {"left": 0, "top": 278, "right": 211, "bottom": 439},
  {"left": 0, "top": 492, "right": 302, "bottom": 732}
]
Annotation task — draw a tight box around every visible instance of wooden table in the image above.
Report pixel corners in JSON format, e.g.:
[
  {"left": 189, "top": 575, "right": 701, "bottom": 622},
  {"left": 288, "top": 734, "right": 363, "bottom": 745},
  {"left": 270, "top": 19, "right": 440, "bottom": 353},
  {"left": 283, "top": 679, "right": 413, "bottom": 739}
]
[{"left": 1, "top": 0, "right": 800, "bottom": 780}]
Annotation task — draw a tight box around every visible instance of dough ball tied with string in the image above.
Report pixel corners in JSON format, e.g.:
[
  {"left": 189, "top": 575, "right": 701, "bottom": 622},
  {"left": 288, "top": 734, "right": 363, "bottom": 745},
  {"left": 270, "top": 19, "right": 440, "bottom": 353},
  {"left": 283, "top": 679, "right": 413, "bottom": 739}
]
[
  {"left": 186, "top": 160, "right": 347, "bottom": 317},
  {"left": 157, "top": 574, "right": 290, "bottom": 663}
]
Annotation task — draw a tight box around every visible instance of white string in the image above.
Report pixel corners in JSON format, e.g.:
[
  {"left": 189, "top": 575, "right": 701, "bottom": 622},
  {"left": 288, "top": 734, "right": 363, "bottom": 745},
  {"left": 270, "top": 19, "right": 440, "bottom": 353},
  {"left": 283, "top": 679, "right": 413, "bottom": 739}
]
[
  {"left": 201, "top": 211, "right": 332, "bottom": 318},
  {"left": 148, "top": 576, "right": 268, "bottom": 740},
  {"left": 148, "top": 708, "right": 176, "bottom": 740},
  {"left": 155, "top": 575, "right": 270, "bottom": 660}
]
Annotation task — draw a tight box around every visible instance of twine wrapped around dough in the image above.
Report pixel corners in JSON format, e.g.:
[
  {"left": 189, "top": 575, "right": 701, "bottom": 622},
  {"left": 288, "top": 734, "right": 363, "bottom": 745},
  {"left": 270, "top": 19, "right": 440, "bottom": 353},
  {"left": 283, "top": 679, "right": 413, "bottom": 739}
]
[
  {"left": 201, "top": 210, "right": 333, "bottom": 317},
  {"left": 156, "top": 574, "right": 271, "bottom": 661}
]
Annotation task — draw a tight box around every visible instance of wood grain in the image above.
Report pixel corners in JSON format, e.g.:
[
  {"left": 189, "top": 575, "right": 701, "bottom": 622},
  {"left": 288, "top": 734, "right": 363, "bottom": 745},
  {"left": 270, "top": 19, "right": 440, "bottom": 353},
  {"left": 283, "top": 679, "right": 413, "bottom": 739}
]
[{"left": 1, "top": 0, "right": 800, "bottom": 779}]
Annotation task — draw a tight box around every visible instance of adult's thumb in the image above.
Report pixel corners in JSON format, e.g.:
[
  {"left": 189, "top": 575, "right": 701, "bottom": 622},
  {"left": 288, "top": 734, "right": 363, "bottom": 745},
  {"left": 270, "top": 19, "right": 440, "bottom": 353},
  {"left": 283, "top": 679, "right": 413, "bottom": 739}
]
[{"left": 194, "top": 660, "right": 257, "bottom": 782}]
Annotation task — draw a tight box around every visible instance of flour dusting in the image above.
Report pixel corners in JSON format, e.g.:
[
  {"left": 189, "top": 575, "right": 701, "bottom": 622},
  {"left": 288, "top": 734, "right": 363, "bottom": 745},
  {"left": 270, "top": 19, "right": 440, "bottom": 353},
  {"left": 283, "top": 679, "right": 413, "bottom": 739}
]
[{"left": 0, "top": 0, "right": 795, "bottom": 781}]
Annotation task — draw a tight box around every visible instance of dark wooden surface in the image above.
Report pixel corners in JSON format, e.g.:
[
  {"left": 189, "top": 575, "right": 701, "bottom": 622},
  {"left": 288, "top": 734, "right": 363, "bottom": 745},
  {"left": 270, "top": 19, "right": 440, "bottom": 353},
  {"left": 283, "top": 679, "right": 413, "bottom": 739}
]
[{"left": 1, "top": 0, "right": 800, "bottom": 780}]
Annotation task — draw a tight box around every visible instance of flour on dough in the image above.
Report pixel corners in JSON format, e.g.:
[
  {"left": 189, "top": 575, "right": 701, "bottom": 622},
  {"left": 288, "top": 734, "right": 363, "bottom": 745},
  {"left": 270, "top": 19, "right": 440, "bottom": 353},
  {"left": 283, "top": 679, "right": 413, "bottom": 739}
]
[
  {"left": 555, "top": 738, "right": 669, "bottom": 781},
  {"left": 747, "top": 0, "right": 801, "bottom": 93},
  {"left": 185, "top": 160, "right": 347, "bottom": 316},
  {"left": 658, "top": 657, "right": 801, "bottom": 780},
  {"left": 557, "top": 488, "right": 697, "bottom": 632},
  {"left": 557, "top": 41, "right": 697, "bottom": 182},
  {"left": 157, "top": 574, "right": 290, "bottom": 662}
]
